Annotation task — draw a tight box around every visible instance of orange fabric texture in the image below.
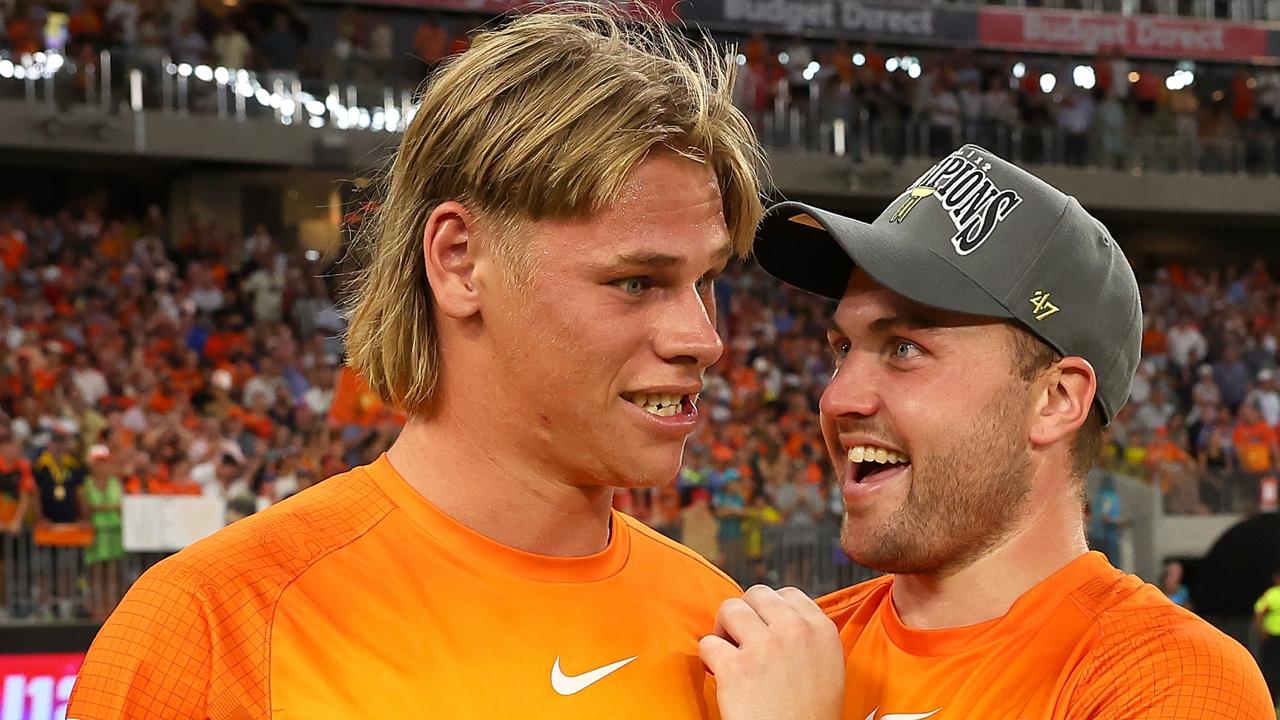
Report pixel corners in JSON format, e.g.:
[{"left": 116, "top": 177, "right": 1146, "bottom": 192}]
[
  {"left": 68, "top": 454, "right": 736, "bottom": 719},
  {"left": 819, "top": 552, "right": 1274, "bottom": 719}
]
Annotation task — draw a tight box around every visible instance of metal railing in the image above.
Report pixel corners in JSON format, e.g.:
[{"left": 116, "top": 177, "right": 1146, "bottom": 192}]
[
  {"left": 0, "top": 49, "right": 417, "bottom": 134},
  {"left": 750, "top": 79, "right": 1280, "bottom": 176},
  {"left": 0, "top": 523, "right": 875, "bottom": 624},
  {"left": 4, "top": 49, "right": 1277, "bottom": 177}
]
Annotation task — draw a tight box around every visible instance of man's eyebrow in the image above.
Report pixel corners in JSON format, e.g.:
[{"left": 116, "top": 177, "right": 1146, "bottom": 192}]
[
  {"left": 592, "top": 243, "right": 734, "bottom": 271},
  {"left": 869, "top": 312, "right": 946, "bottom": 335}
]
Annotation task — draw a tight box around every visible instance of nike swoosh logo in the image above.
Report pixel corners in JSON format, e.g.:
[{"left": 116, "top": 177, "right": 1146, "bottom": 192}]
[
  {"left": 550, "top": 655, "right": 638, "bottom": 696},
  {"left": 862, "top": 709, "right": 941, "bottom": 720}
]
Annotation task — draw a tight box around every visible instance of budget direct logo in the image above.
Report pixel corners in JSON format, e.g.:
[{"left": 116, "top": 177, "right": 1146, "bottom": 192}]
[{"left": 0, "top": 654, "right": 82, "bottom": 720}]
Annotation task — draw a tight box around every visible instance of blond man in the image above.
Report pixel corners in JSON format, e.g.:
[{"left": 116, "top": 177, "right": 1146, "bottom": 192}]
[{"left": 68, "top": 9, "right": 789, "bottom": 719}]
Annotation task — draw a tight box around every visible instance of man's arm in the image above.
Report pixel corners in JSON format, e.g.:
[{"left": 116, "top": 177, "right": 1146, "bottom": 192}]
[{"left": 699, "top": 585, "right": 845, "bottom": 720}]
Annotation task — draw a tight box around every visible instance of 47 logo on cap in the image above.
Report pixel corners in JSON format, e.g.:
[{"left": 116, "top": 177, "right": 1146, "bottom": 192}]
[{"left": 899, "top": 150, "right": 1023, "bottom": 256}]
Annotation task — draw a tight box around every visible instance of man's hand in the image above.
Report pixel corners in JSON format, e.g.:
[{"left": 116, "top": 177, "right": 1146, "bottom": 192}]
[{"left": 699, "top": 585, "right": 845, "bottom": 720}]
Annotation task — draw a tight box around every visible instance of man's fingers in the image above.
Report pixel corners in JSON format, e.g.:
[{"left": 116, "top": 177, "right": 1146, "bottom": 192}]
[
  {"left": 715, "top": 596, "right": 769, "bottom": 645},
  {"left": 778, "top": 586, "right": 832, "bottom": 626},
  {"left": 698, "top": 633, "right": 737, "bottom": 674},
  {"left": 740, "top": 584, "right": 800, "bottom": 627}
]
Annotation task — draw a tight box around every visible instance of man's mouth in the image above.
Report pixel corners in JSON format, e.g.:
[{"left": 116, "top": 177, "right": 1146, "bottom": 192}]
[
  {"left": 621, "top": 392, "right": 698, "bottom": 418},
  {"left": 847, "top": 444, "right": 911, "bottom": 483}
]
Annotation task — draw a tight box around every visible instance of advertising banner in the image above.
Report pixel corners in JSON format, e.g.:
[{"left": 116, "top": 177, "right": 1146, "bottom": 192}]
[
  {"left": 0, "top": 654, "right": 82, "bottom": 720},
  {"left": 977, "top": 7, "right": 1273, "bottom": 62}
]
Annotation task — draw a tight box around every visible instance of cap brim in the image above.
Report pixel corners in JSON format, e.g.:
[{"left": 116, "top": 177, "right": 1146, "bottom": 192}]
[{"left": 754, "top": 201, "right": 1011, "bottom": 320}]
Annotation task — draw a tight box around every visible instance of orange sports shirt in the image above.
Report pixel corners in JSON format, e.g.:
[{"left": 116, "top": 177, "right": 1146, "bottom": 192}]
[
  {"left": 820, "top": 551, "right": 1275, "bottom": 720},
  {"left": 68, "top": 454, "right": 738, "bottom": 719}
]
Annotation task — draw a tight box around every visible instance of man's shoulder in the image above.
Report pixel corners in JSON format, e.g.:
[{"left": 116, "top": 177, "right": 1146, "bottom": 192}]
[
  {"left": 816, "top": 574, "right": 892, "bottom": 627},
  {"left": 135, "top": 463, "right": 396, "bottom": 617},
  {"left": 1066, "top": 580, "right": 1273, "bottom": 718},
  {"left": 618, "top": 511, "right": 740, "bottom": 595}
]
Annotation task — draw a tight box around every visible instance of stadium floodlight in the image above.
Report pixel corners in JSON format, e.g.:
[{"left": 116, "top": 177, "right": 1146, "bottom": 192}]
[
  {"left": 305, "top": 250, "right": 321, "bottom": 261},
  {"left": 1128, "top": 71, "right": 1139, "bottom": 83},
  {"left": 280, "top": 98, "right": 295, "bottom": 116},
  {"left": 802, "top": 61, "right": 820, "bottom": 81},
  {"left": 735, "top": 54, "right": 746, "bottom": 66},
  {"left": 357, "top": 108, "right": 371, "bottom": 130},
  {"left": 852, "top": 52, "right": 865, "bottom": 66},
  {"left": 1073, "top": 65, "right": 1095, "bottom": 90},
  {"left": 165, "top": 62, "right": 178, "bottom": 75},
  {"left": 177, "top": 63, "right": 193, "bottom": 77},
  {"left": 214, "top": 66, "right": 229, "bottom": 84},
  {"left": 308, "top": 116, "right": 324, "bottom": 129},
  {"left": 777, "top": 51, "right": 789, "bottom": 65},
  {"left": 907, "top": 64, "right": 921, "bottom": 79},
  {"left": 0, "top": 60, "right": 12, "bottom": 79},
  {"left": 13, "top": 66, "right": 25, "bottom": 80},
  {"left": 886, "top": 57, "right": 899, "bottom": 73},
  {"left": 305, "top": 99, "right": 325, "bottom": 116},
  {"left": 194, "top": 65, "right": 213, "bottom": 82},
  {"left": 385, "top": 107, "right": 401, "bottom": 130},
  {"left": 1012, "top": 62, "right": 1026, "bottom": 79},
  {"left": 254, "top": 87, "right": 271, "bottom": 106},
  {"left": 34, "top": 52, "right": 45, "bottom": 64},
  {"left": 1039, "top": 73, "right": 1056, "bottom": 93}
]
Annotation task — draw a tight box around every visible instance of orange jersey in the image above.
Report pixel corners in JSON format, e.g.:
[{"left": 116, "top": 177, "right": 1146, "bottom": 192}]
[
  {"left": 819, "top": 552, "right": 1274, "bottom": 720},
  {"left": 68, "top": 454, "right": 737, "bottom": 719}
]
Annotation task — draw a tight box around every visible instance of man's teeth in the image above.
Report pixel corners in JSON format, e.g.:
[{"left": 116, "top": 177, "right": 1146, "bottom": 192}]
[
  {"left": 847, "top": 445, "right": 909, "bottom": 465},
  {"left": 625, "top": 393, "right": 689, "bottom": 417}
]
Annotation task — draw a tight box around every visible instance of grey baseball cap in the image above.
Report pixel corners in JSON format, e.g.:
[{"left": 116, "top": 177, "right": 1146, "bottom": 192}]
[{"left": 754, "top": 144, "right": 1141, "bottom": 423}]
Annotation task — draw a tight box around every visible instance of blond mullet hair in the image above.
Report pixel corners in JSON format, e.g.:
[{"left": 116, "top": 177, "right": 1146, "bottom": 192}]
[{"left": 344, "top": 5, "right": 765, "bottom": 417}]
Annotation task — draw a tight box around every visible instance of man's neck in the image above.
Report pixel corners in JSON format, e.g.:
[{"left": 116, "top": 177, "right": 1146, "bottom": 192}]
[
  {"left": 890, "top": 489, "right": 1088, "bottom": 630},
  {"left": 386, "top": 411, "right": 614, "bottom": 558}
]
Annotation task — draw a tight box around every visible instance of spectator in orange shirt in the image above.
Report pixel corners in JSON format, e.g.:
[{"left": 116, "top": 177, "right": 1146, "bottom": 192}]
[{"left": 1232, "top": 401, "right": 1280, "bottom": 510}]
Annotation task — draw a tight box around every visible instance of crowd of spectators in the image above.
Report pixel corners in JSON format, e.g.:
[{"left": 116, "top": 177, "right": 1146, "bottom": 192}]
[
  {"left": 1101, "top": 261, "right": 1280, "bottom": 516},
  {"left": 733, "top": 36, "right": 1280, "bottom": 173},
  {"left": 3, "top": 3, "right": 1280, "bottom": 173}
]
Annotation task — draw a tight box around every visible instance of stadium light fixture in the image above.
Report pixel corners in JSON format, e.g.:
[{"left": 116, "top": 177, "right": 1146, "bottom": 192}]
[
  {"left": 736, "top": 54, "right": 746, "bottom": 66},
  {"left": 214, "top": 66, "right": 229, "bottom": 84},
  {"left": 1073, "top": 65, "right": 1095, "bottom": 90},
  {"left": 177, "top": 63, "right": 193, "bottom": 77},
  {"left": 777, "top": 52, "right": 789, "bottom": 65},
  {"left": 308, "top": 116, "right": 324, "bottom": 129},
  {"left": 886, "top": 57, "right": 899, "bottom": 73},
  {"left": 194, "top": 65, "right": 213, "bottom": 82},
  {"left": 907, "top": 64, "right": 921, "bottom": 79},
  {"left": 1039, "top": 73, "right": 1056, "bottom": 93},
  {"left": 13, "top": 66, "right": 25, "bottom": 80},
  {"left": 1128, "top": 71, "right": 1139, "bottom": 83},
  {"left": 852, "top": 52, "right": 865, "bottom": 66},
  {"left": 305, "top": 99, "right": 325, "bottom": 116},
  {"left": 1012, "top": 61, "right": 1026, "bottom": 79},
  {"left": 802, "top": 61, "right": 820, "bottom": 81},
  {"left": 0, "top": 60, "right": 12, "bottom": 79}
]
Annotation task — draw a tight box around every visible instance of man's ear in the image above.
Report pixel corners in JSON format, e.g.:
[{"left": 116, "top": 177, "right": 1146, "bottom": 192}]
[
  {"left": 423, "top": 201, "right": 482, "bottom": 320},
  {"left": 1029, "top": 355, "right": 1096, "bottom": 448}
]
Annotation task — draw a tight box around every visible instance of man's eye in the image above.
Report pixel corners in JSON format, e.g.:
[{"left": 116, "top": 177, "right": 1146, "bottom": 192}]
[
  {"left": 892, "top": 341, "right": 922, "bottom": 360},
  {"left": 616, "top": 278, "right": 647, "bottom": 296},
  {"left": 831, "top": 339, "right": 851, "bottom": 358}
]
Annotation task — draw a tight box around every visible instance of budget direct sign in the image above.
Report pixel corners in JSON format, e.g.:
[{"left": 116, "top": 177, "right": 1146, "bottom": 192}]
[
  {"left": 679, "top": 0, "right": 976, "bottom": 43},
  {"left": 0, "top": 654, "right": 82, "bottom": 720},
  {"left": 978, "top": 7, "right": 1272, "bottom": 62}
]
